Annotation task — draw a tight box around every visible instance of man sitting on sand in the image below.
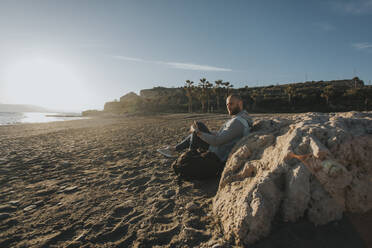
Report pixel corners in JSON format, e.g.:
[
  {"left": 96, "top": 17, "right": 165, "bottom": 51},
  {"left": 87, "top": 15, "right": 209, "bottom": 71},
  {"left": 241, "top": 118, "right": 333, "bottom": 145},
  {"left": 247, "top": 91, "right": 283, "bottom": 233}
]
[{"left": 157, "top": 94, "right": 252, "bottom": 179}]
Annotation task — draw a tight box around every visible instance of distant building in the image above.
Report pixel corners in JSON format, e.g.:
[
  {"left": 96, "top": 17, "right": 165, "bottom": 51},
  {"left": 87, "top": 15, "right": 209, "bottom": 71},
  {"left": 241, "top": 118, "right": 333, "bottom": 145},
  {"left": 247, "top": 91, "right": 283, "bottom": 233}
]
[
  {"left": 140, "top": 87, "right": 184, "bottom": 99},
  {"left": 328, "top": 77, "right": 364, "bottom": 88},
  {"left": 120, "top": 92, "right": 141, "bottom": 102}
]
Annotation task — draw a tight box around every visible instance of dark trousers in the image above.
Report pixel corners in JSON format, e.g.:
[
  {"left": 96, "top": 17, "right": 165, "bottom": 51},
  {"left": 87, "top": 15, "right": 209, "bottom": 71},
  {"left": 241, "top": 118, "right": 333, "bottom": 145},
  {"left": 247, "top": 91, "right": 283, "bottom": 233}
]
[
  {"left": 172, "top": 121, "right": 224, "bottom": 180},
  {"left": 175, "top": 121, "right": 210, "bottom": 151}
]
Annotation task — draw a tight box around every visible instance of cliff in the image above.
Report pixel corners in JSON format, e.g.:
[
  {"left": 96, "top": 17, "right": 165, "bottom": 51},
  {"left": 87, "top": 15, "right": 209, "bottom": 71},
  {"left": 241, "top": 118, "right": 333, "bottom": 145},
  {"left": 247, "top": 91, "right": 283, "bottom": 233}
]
[
  {"left": 98, "top": 77, "right": 371, "bottom": 114},
  {"left": 140, "top": 87, "right": 185, "bottom": 99}
]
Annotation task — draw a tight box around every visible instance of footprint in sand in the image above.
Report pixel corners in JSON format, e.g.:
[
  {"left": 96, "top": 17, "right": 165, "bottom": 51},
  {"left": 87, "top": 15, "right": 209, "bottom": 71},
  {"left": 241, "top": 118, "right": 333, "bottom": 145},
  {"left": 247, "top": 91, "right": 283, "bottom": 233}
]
[
  {"left": 106, "top": 165, "right": 123, "bottom": 175},
  {"left": 35, "top": 188, "right": 57, "bottom": 197},
  {"left": 130, "top": 176, "right": 150, "bottom": 187},
  {"left": 39, "top": 227, "right": 76, "bottom": 247},
  {"left": 112, "top": 205, "right": 132, "bottom": 218},
  {"left": 93, "top": 203, "right": 137, "bottom": 244},
  {"left": 120, "top": 170, "right": 140, "bottom": 180},
  {"left": 152, "top": 199, "right": 175, "bottom": 216},
  {"left": 94, "top": 220, "right": 129, "bottom": 243},
  {"left": 122, "top": 176, "right": 151, "bottom": 193},
  {"left": 140, "top": 224, "right": 181, "bottom": 247}
]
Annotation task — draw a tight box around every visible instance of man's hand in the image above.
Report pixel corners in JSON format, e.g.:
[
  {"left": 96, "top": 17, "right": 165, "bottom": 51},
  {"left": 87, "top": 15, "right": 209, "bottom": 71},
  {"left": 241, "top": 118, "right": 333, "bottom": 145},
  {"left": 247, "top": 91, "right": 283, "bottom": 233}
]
[{"left": 190, "top": 121, "right": 200, "bottom": 134}]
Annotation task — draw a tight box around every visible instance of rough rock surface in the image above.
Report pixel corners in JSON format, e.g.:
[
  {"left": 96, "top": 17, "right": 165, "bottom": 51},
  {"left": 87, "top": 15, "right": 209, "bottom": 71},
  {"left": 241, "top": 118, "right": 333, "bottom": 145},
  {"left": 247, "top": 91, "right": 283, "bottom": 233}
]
[{"left": 213, "top": 112, "right": 372, "bottom": 245}]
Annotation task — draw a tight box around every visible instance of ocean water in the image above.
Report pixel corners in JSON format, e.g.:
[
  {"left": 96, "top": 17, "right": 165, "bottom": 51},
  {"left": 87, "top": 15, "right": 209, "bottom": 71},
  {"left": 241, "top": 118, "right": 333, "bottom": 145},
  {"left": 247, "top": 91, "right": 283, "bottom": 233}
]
[{"left": 0, "top": 112, "right": 87, "bottom": 125}]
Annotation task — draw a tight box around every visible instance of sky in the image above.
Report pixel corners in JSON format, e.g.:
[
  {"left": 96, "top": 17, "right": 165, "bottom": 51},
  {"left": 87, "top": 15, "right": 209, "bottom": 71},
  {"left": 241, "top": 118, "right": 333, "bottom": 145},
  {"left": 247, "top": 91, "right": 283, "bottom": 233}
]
[{"left": 0, "top": 0, "right": 371, "bottom": 112}]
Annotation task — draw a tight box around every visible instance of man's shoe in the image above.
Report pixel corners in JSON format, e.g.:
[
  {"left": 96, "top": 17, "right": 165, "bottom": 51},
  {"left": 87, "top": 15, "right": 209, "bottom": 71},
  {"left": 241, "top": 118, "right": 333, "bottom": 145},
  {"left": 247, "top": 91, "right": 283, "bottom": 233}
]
[{"left": 157, "top": 146, "right": 177, "bottom": 158}]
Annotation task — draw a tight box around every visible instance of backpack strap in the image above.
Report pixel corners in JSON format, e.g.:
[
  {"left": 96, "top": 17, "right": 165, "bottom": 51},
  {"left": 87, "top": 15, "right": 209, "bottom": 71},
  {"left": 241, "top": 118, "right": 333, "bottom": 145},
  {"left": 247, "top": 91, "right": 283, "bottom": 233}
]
[
  {"left": 235, "top": 116, "right": 249, "bottom": 128},
  {"left": 235, "top": 116, "right": 250, "bottom": 136}
]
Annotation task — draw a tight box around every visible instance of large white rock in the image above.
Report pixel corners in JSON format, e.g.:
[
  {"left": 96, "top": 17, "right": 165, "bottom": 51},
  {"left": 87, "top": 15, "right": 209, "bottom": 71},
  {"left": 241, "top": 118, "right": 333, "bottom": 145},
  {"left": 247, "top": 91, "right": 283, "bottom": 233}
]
[{"left": 213, "top": 112, "right": 372, "bottom": 245}]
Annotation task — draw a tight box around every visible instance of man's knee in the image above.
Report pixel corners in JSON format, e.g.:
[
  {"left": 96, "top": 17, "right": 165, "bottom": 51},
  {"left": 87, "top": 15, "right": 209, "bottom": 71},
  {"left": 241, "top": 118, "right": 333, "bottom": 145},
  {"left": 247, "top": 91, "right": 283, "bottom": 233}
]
[{"left": 195, "top": 121, "right": 209, "bottom": 133}]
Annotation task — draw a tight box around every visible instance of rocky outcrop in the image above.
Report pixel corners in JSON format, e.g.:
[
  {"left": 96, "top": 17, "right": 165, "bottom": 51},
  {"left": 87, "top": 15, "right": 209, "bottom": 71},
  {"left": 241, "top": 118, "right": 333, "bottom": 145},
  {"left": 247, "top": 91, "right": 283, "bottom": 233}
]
[
  {"left": 140, "top": 87, "right": 184, "bottom": 100},
  {"left": 213, "top": 112, "right": 372, "bottom": 245},
  {"left": 120, "top": 92, "right": 141, "bottom": 102}
]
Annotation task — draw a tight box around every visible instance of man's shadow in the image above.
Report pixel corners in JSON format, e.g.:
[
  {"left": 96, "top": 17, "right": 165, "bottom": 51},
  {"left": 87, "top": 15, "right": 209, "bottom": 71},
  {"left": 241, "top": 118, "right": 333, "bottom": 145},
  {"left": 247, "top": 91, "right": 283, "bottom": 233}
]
[{"left": 175, "top": 176, "right": 220, "bottom": 198}]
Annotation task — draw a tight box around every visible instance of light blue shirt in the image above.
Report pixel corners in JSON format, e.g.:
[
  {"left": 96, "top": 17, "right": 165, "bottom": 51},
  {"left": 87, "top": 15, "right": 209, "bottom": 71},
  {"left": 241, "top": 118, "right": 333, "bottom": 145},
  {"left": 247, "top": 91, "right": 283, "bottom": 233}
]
[{"left": 199, "top": 110, "right": 251, "bottom": 162}]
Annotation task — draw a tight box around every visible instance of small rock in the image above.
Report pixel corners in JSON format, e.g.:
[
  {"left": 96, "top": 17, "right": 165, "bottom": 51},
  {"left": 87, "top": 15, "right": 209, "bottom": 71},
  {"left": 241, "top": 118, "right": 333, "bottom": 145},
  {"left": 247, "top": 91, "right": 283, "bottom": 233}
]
[
  {"left": 64, "top": 186, "right": 78, "bottom": 193},
  {"left": 8, "top": 200, "right": 20, "bottom": 206},
  {"left": 0, "top": 213, "right": 10, "bottom": 221},
  {"left": 24, "top": 205, "right": 37, "bottom": 211}
]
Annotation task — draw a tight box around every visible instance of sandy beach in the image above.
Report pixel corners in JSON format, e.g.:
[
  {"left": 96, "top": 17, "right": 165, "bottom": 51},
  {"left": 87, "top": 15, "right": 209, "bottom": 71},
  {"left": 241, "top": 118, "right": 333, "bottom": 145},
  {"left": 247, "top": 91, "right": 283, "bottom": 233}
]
[{"left": 0, "top": 114, "right": 371, "bottom": 247}]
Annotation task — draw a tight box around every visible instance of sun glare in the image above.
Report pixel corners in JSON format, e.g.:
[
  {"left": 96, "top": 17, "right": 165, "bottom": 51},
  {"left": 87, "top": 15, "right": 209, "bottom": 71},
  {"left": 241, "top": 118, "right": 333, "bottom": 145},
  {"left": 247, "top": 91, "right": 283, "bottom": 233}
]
[{"left": 2, "top": 57, "right": 86, "bottom": 111}]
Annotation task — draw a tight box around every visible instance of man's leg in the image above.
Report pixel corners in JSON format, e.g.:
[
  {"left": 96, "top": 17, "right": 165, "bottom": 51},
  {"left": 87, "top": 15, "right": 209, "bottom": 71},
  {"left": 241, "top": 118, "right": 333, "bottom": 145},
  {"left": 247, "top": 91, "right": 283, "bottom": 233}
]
[
  {"left": 175, "top": 121, "right": 211, "bottom": 152},
  {"left": 175, "top": 134, "right": 192, "bottom": 151}
]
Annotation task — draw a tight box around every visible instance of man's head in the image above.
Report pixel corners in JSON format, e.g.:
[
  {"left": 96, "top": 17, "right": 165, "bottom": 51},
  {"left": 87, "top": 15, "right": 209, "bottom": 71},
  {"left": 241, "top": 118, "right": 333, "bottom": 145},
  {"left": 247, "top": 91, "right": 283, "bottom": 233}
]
[{"left": 226, "top": 94, "right": 243, "bottom": 115}]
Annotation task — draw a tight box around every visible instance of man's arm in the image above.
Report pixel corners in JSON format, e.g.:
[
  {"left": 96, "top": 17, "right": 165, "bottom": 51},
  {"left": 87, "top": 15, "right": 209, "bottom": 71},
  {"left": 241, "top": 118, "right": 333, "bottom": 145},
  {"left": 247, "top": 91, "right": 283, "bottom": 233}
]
[{"left": 198, "top": 119, "right": 244, "bottom": 146}]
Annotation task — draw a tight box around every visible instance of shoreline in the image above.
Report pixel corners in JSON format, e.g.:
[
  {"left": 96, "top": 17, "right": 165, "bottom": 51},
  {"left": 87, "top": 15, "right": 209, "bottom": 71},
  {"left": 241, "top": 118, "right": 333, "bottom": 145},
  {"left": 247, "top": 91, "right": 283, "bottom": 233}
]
[{"left": 0, "top": 112, "right": 87, "bottom": 127}]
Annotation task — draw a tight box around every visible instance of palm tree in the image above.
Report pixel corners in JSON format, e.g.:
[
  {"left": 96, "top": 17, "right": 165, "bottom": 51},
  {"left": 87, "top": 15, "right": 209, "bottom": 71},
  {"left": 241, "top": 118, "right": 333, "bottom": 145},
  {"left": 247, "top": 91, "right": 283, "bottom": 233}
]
[
  {"left": 198, "top": 78, "right": 208, "bottom": 112},
  {"left": 206, "top": 81, "right": 213, "bottom": 112},
  {"left": 284, "top": 84, "right": 296, "bottom": 104},
  {"left": 250, "top": 89, "right": 260, "bottom": 111},
  {"left": 213, "top": 80, "right": 223, "bottom": 111},
  {"left": 321, "top": 85, "right": 335, "bottom": 106},
  {"left": 184, "top": 80, "right": 194, "bottom": 113},
  {"left": 222, "top": 81, "right": 233, "bottom": 99}
]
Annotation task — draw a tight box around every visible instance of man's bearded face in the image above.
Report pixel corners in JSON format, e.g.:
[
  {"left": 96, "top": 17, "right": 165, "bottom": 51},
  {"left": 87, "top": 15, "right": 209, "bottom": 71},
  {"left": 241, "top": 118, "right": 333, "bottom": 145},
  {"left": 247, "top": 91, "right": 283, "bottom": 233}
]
[{"left": 226, "top": 97, "right": 241, "bottom": 115}]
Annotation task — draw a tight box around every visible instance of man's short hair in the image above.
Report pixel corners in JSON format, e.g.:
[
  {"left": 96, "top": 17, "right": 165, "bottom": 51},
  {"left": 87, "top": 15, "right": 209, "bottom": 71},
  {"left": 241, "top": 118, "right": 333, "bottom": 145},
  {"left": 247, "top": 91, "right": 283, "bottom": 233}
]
[{"left": 227, "top": 94, "right": 243, "bottom": 102}]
